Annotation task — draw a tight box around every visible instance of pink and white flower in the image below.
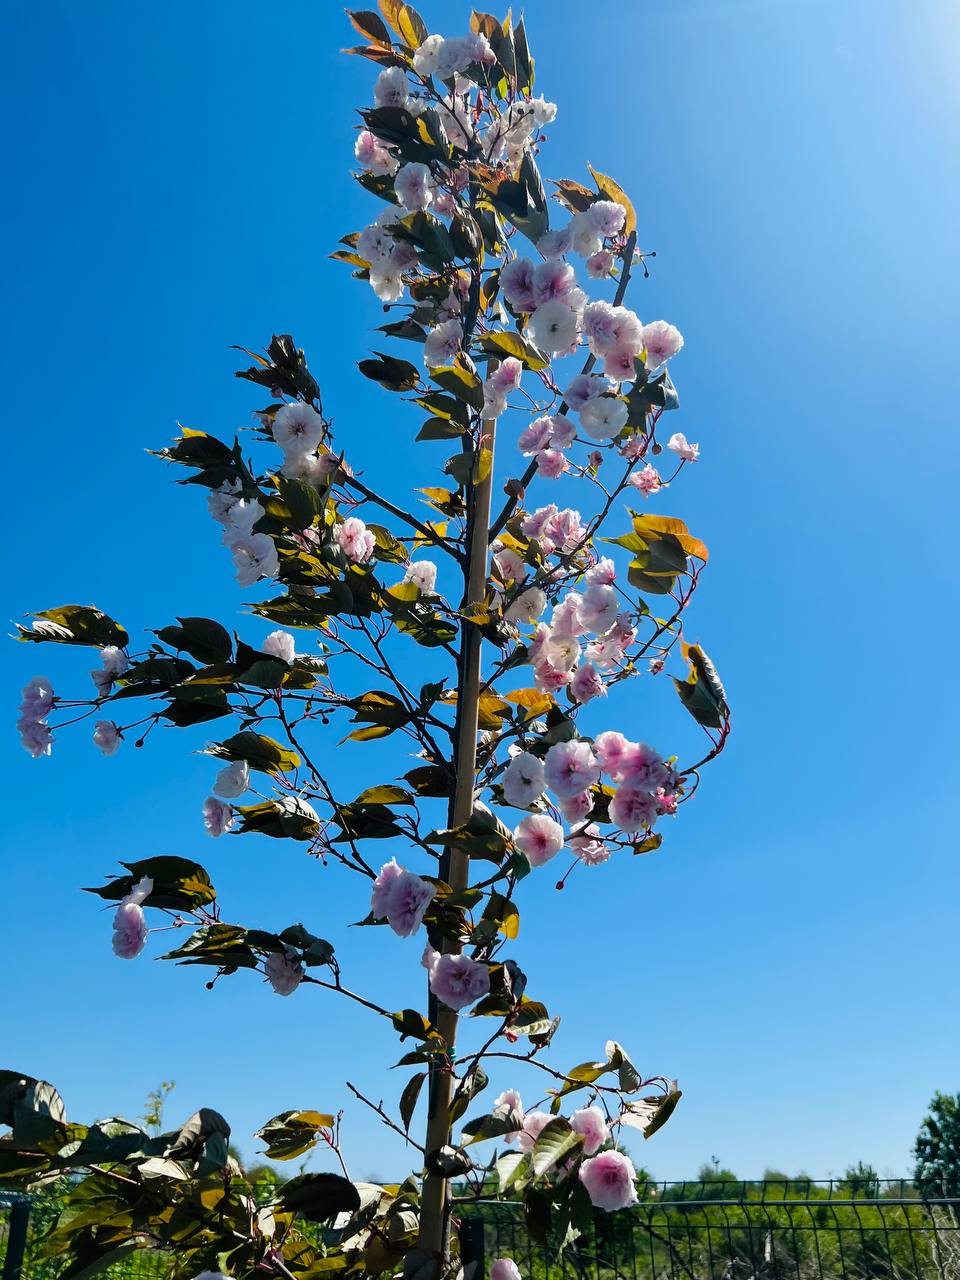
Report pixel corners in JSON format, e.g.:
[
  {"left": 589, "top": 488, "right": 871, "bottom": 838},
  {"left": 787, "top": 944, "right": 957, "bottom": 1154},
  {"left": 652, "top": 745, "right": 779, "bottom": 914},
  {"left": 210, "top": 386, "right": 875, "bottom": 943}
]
[
  {"left": 374, "top": 66, "right": 408, "bottom": 109},
  {"left": 93, "top": 720, "right": 121, "bottom": 756},
  {"left": 559, "top": 789, "right": 593, "bottom": 824},
  {"left": 586, "top": 249, "right": 615, "bottom": 278},
  {"left": 428, "top": 953, "right": 490, "bottom": 1010},
  {"left": 570, "top": 663, "right": 606, "bottom": 704},
  {"left": 537, "top": 448, "right": 569, "bottom": 479},
  {"left": 570, "top": 825, "right": 612, "bottom": 866},
  {"left": 501, "top": 751, "right": 545, "bottom": 808},
  {"left": 203, "top": 796, "right": 235, "bottom": 838},
  {"left": 580, "top": 396, "right": 629, "bottom": 441},
  {"left": 490, "top": 1261, "right": 522, "bottom": 1280},
  {"left": 667, "top": 432, "right": 699, "bottom": 462},
  {"left": 500, "top": 257, "right": 537, "bottom": 312},
  {"left": 564, "top": 373, "right": 609, "bottom": 411},
  {"left": 642, "top": 320, "right": 684, "bottom": 368},
  {"left": 571, "top": 1106, "right": 610, "bottom": 1155},
  {"left": 265, "top": 949, "right": 304, "bottom": 996},
  {"left": 423, "top": 317, "right": 462, "bottom": 367},
  {"left": 394, "top": 162, "right": 434, "bottom": 211},
  {"left": 262, "top": 630, "right": 296, "bottom": 663},
  {"left": 404, "top": 560, "right": 438, "bottom": 594},
  {"left": 586, "top": 200, "right": 627, "bottom": 238},
  {"left": 371, "top": 858, "right": 435, "bottom": 938},
  {"left": 505, "top": 586, "right": 547, "bottom": 625},
  {"left": 337, "top": 516, "right": 376, "bottom": 563},
  {"left": 544, "top": 739, "right": 600, "bottom": 799},
  {"left": 231, "top": 534, "right": 279, "bottom": 587},
  {"left": 579, "top": 1150, "right": 639, "bottom": 1211},
  {"left": 528, "top": 299, "right": 580, "bottom": 354},
  {"left": 214, "top": 759, "right": 250, "bottom": 799},
  {"left": 629, "top": 464, "right": 664, "bottom": 496},
  {"left": 112, "top": 902, "right": 148, "bottom": 960},
  {"left": 518, "top": 1110, "right": 553, "bottom": 1153},
  {"left": 513, "top": 814, "right": 564, "bottom": 867},
  {"left": 273, "top": 402, "right": 325, "bottom": 455},
  {"left": 610, "top": 783, "right": 658, "bottom": 832}
]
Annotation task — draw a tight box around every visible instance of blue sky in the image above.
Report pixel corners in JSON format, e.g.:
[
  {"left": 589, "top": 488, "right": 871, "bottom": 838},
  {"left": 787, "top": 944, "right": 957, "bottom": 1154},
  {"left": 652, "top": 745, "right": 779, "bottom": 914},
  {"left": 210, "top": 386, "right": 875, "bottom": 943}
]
[{"left": 4, "top": 0, "right": 959, "bottom": 1183}]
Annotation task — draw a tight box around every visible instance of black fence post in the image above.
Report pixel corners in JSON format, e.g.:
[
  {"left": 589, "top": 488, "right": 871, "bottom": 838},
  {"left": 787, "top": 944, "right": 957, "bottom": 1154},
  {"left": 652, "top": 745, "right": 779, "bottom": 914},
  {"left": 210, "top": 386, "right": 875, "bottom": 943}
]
[
  {"left": 2, "top": 1200, "right": 30, "bottom": 1280},
  {"left": 460, "top": 1216, "right": 485, "bottom": 1280}
]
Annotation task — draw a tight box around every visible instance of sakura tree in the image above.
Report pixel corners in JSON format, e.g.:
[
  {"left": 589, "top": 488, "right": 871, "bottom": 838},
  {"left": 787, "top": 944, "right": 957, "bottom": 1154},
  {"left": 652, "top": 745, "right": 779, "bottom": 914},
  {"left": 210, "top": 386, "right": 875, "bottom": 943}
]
[{"left": 5, "top": 7, "right": 730, "bottom": 1279}]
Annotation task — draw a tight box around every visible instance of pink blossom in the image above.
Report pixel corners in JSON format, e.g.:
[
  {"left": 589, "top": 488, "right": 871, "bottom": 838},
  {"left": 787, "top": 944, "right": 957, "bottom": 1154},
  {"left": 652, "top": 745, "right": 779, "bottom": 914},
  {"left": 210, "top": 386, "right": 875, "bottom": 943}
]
[
  {"left": 482, "top": 383, "right": 508, "bottom": 419},
  {"left": 610, "top": 783, "right": 658, "bottom": 832},
  {"left": 583, "top": 301, "right": 618, "bottom": 354},
  {"left": 505, "top": 586, "right": 547, "bottom": 624},
  {"left": 500, "top": 257, "right": 537, "bottom": 312},
  {"left": 231, "top": 533, "right": 279, "bottom": 586},
  {"left": 534, "top": 659, "right": 574, "bottom": 694},
  {"left": 337, "top": 516, "right": 376, "bottom": 563},
  {"left": 579, "top": 1150, "right": 639, "bottom": 1211},
  {"left": 273, "top": 402, "right": 325, "bottom": 455},
  {"left": 518, "top": 416, "right": 554, "bottom": 455},
  {"left": 354, "top": 130, "right": 398, "bottom": 176},
  {"left": 537, "top": 227, "right": 574, "bottom": 259},
  {"left": 545, "top": 631, "right": 581, "bottom": 672},
  {"left": 520, "top": 504, "right": 558, "bottom": 539},
  {"left": 532, "top": 260, "right": 578, "bottom": 307},
  {"left": 518, "top": 1110, "right": 553, "bottom": 1154},
  {"left": 543, "top": 508, "right": 588, "bottom": 554},
  {"left": 17, "top": 676, "right": 54, "bottom": 758},
  {"left": 642, "top": 320, "right": 684, "bottom": 369},
  {"left": 648, "top": 657, "right": 665, "bottom": 675},
  {"left": 544, "top": 740, "right": 600, "bottom": 800},
  {"left": 265, "top": 949, "right": 304, "bottom": 996},
  {"left": 559, "top": 790, "right": 593, "bottom": 824},
  {"left": 667, "top": 432, "right": 699, "bottom": 462},
  {"left": 594, "top": 731, "right": 632, "bottom": 773},
  {"left": 428, "top": 953, "right": 490, "bottom": 1011},
  {"left": 526, "top": 623, "right": 552, "bottom": 666},
  {"left": 564, "top": 373, "right": 609, "bottom": 411},
  {"left": 579, "top": 584, "right": 619, "bottom": 635},
  {"left": 537, "top": 448, "right": 569, "bottom": 479},
  {"left": 490, "top": 1261, "right": 522, "bottom": 1280},
  {"left": 550, "top": 414, "right": 577, "bottom": 448},
  {"left": 528, "top": 299, "right": 580, "bottom": 354},
  {"left": 493, "top": 548, "right": 527, "bottom": 582},
  {"left": 603, "top": 345, "right": 639, "bottom": 382},
  {"left": 586, "top": 557, "right": 616, "bottom": 586},
  {"left": 423, "top": 317, "right": 462, "bottom": 367},
  {"left": 513, "top": 814, "right": 564, "bottom": 867},
  {"left": 629, "top": 464, "right": 663, "bottom": 496},
  {"left": 570, "top": 825, "right": 612, "bottom": 867},
  {"left": 112, "top": 902, "right": 148, "bottom": 960},
  {"left": 570, "top": 210, "right": 603, "bottom": 257},
  {"left": 570, "top": 663, "right": 606, "bottom": 705},
  {"left": 619, "top": 742, "right": 669, "bottom": 790},
  {"left": 371, "top": 858, "right": 435, "bottom": 938},
  {"left": 203, "top": 796, "right": 235, "bottom": 838},
  {"left": 501, "top": 751, "right": 546, "bottom": 808},
  {"left": 404, "top": 560, "right": 438, "bottom": 594},
  {"left": 490, "top": 357, "right": 523, "bottom": 393},
  {"left": 580, "top": 396, "right": 629, "bottom": 441},
  {"left": 374, "top": 66, "right": 408, "bottom": 109},
  {"left": 551, "top": 594, "right": 587, "bottom": 639},
  {"left": 214, "top": 759, "right": 250, "bottom": 799},
  {"left": 586, "top": 250, "right": 615, "bottom": 278},
  {"left": 93, "top": 720, "right": 121, "bottom": 755},
  {"left": 586, "top": 200, "right": 627, "bottom": 237},
  {"left": 394, "top": 162, "right": 433, "bottom": 211},
  {"left": 571, "top": 1106, "right": 610, "bottom": 1156},
  {"left": 262, "top": 629, "right": 296, "bottom": 663}
]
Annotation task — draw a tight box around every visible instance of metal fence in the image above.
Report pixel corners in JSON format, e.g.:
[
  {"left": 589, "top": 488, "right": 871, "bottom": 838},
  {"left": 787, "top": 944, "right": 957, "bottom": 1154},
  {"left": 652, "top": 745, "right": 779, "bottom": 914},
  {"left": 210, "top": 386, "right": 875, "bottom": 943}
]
[
  {"left": 460, "top": 1183, "right": 960, "bottom": 1280},
  {"left": 3, "top": 1182, "right": 960, "bottom": 1280}
]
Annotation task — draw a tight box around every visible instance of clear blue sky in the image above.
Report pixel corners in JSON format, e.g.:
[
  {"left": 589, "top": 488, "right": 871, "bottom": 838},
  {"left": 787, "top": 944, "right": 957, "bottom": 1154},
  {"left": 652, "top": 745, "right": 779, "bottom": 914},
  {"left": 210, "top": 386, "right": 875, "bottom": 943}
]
[{"left": 4, "top": 0, "right": 958, "bottom": 1183}]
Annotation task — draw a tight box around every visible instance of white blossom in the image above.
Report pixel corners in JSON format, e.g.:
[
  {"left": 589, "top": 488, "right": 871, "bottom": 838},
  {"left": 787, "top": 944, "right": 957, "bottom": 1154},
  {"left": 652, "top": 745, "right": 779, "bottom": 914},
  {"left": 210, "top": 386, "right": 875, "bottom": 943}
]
[{"left": 214, "top": 759, "right": 250, "bottom": 799}]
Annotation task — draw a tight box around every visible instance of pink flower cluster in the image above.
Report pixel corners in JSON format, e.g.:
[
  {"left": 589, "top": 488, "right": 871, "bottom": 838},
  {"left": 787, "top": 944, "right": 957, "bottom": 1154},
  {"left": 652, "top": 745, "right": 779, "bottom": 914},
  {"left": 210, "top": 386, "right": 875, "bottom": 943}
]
[
  {"left": 91, "top": 644, "right": 128, "bottom": 697},
  {"left": 265, "top": 949, "right": 304, "bottom": 997},
  {"left": 423, "top": 945, "right": 490, "bottom": 1011},
  {"left": 371, "top": 859, "right": 435, "bottom": 938},
  {"left": 112, "top": 876, "right": 153, "bottom": 960},
  {"left": 208, "top": 480, "right": 278, "bottom": 588},
  {"left": 17, "top": 675, "right": 54, "bottom": 758},
  {"left": 336, "top": 516, "right": 375, "bottom": 564}
]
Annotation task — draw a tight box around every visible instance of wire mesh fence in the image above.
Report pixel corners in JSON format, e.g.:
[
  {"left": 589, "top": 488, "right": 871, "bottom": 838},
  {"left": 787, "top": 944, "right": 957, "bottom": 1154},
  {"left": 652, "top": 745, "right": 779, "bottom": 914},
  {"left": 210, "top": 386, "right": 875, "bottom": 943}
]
[{"left": 3, "top": 1181, "right": 959, "bottom": 1279}]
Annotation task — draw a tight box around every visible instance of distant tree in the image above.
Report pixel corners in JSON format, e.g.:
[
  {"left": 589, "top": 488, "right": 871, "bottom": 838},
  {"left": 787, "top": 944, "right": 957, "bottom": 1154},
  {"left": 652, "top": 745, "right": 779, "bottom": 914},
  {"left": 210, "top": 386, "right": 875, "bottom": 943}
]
[
  {"left": 914, "top": 1091, "right": 960, "bottom": 1198},
  {"left": 139, "top": 1079, "right": 175, "bottom": 1135},
  {"left": 839, "top": 1161, "right": 880, "bottom": 1198}
]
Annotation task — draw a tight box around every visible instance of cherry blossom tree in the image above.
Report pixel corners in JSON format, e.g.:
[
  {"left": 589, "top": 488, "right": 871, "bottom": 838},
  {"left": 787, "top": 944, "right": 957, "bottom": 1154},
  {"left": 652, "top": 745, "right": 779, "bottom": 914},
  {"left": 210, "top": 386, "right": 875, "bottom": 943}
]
[{"left": 4, "top": 7, "right": 730, "bottom": 1279}]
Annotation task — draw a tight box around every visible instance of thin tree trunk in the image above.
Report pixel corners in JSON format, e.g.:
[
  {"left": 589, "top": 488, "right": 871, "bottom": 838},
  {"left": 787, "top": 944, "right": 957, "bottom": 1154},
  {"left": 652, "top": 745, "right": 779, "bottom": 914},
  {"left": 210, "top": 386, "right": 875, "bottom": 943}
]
[{"left": 418, "top": 402, "right": 499, "bottom": 1265}]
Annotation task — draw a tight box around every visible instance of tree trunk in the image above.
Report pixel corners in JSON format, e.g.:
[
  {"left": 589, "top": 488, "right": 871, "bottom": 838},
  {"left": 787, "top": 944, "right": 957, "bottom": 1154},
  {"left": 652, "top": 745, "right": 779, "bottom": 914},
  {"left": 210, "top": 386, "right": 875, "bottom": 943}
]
[{"left": 417, "top": 403, "right": 498, "bottom": 1267}]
